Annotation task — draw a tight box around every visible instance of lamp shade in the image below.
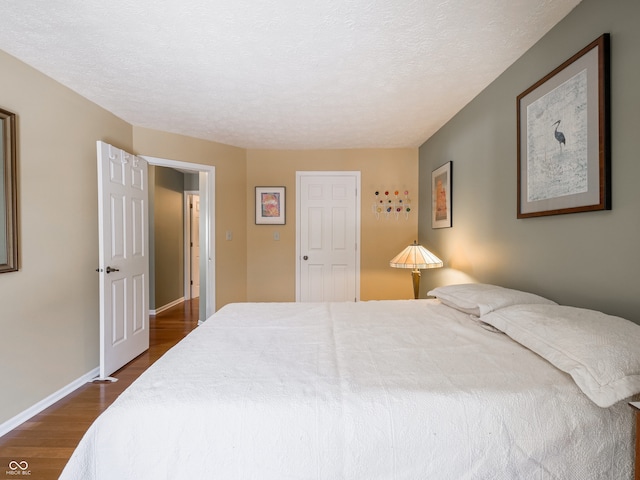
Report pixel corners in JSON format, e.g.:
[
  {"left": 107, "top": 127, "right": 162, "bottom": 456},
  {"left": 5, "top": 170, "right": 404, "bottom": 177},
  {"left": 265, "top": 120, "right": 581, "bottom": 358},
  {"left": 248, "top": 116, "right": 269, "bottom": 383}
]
[{"left": 389, "top": 241, "right": 443, "bottom": 269}]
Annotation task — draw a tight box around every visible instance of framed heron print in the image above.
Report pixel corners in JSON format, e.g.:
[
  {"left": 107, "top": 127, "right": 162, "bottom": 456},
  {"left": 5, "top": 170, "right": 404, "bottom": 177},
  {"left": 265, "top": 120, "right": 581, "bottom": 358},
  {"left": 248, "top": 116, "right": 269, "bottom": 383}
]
[{"left": 517, "top": 34, "right": 610, "bottom": 218}]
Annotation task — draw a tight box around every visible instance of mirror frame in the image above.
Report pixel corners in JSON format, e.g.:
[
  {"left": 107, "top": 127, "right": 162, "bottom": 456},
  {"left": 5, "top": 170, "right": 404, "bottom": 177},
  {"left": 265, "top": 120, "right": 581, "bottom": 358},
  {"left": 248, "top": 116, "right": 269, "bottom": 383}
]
[{"left": 0, "top": 107, "right": 18, "bottom": 273}]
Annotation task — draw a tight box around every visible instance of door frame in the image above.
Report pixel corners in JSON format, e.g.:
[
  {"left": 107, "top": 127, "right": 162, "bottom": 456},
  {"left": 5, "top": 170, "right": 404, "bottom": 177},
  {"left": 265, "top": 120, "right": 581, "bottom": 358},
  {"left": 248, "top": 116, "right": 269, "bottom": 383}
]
[
  {"left": 142, "top": 156, "right": 215, "bottom": 323},
  {"left": 295, "top": 171, "right": 361, "bottom": 302}
]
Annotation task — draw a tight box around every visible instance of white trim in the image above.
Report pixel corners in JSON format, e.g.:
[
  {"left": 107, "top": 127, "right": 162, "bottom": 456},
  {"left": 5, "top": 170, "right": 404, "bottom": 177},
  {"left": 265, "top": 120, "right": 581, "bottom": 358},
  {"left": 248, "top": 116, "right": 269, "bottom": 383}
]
[
  {"left": 198, "top": 171, "right": 214, "bottom": 321},
  {"left": 295, "top": 171, "right": 361, "bottom": 302},
  {"left": 0, "top": 367, "right": 100, "bottom": 438},
  {"left": 141, "top": 156, "right": 216, "bottom": 323},
  {"left": 149, "top": 296, "right": 185, "bottom": 316}
]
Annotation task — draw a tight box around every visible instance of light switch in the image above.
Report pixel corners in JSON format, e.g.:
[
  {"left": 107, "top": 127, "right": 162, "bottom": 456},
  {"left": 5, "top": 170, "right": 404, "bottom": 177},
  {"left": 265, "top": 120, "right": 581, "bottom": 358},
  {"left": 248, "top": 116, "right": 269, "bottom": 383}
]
[
  {"left": 226, "top": 230, "right": 233, "bottom": 241},
  {"left": 273, "top": 231, "right": 280, "bottom": 241}
]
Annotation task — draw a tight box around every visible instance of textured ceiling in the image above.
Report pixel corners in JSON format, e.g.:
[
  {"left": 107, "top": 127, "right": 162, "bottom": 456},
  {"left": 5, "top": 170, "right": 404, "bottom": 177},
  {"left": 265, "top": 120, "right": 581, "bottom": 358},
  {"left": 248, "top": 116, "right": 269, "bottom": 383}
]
[{"left": 0, "top": 0, "right": 581, "bottom": 149}]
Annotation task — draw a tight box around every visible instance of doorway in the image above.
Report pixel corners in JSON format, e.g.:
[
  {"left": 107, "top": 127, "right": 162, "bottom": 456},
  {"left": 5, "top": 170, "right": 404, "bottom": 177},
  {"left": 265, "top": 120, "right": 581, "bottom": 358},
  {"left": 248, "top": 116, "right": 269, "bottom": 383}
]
[{"left": 142, "top": 156, "right": 215, "bottom": 324}]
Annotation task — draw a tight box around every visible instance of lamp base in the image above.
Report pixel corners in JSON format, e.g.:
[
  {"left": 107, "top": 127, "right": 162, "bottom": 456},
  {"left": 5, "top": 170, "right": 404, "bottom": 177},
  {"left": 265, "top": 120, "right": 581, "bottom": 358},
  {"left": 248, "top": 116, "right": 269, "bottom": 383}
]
[{"left": 411, "top": 269, "right": 421, "bottom": 299}]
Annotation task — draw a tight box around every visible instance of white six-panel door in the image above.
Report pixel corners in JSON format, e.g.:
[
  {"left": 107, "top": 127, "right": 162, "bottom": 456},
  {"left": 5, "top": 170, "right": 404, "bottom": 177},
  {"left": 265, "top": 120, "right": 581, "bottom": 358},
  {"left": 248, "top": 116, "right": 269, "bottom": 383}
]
[
  {"left": 97, "top": 141, "right": 149, "bottom": 379},
  {"left": 297, "top": 172, "right": 360, "bottom": 302}
]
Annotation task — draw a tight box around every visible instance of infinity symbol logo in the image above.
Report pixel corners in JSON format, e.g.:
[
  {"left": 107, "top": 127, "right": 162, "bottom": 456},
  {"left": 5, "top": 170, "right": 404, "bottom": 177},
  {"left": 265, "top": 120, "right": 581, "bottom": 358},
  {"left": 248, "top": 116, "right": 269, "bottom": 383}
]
[{"left": 8, "top": 460, "right": 29, "bottom": 470}]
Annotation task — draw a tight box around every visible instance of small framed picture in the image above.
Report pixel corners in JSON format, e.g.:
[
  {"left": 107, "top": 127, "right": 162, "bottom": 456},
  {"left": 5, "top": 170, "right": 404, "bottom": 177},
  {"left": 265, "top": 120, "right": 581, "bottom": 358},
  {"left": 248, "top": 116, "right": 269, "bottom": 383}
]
[
  {"left": 255, "top": 186, "right": 286, "bottom": 225},
  {"left": 432, "top": 161, "right": 452, "bottom": 229}
]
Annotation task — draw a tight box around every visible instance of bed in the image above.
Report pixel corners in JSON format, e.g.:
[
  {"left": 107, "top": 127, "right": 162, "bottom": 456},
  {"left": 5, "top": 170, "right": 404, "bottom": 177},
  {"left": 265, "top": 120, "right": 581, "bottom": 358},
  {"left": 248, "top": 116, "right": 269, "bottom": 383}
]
[{"left": 60, "top": 284, "right": 640, "bottom": 479}]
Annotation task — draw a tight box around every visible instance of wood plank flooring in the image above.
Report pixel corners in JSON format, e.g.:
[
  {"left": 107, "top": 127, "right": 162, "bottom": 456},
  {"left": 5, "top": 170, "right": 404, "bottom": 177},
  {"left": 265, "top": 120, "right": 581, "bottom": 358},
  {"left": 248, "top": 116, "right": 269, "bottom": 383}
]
[{"left": 0, "top": 299, "right": 199, "bottom": 479}]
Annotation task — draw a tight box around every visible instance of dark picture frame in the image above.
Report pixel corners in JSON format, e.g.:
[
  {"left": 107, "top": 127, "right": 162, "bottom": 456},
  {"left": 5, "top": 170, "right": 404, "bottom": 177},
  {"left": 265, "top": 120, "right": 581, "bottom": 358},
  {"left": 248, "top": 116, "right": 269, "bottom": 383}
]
[
  {"left": 517, "top": 34, "right": 610, "bottom": 218},
  {"left": 255, "top": 186, "right": 286, "bottom": 225},
  {"left": 431, "top": 161, "right": 452, "bottom": 229},
  {"left": 0, "top": 107, "right": 18, "bottom": 273}
]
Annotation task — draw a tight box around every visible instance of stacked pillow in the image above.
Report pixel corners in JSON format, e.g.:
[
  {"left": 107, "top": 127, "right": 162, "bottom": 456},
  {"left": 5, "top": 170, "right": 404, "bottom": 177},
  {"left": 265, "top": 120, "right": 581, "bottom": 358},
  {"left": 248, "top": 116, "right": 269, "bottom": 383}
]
[
  {"left": 427, "top": 283, "right": 557, "bottom": 316},
  {"left": 429, "top": 283, "right": 640, "bottom": 408}
]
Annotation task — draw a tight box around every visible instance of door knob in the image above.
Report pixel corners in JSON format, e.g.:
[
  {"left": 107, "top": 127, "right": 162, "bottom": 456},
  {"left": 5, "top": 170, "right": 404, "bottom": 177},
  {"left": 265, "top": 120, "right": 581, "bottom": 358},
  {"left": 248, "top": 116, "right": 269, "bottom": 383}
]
[
  {"left": 106, "top": 266, "right": 120, "bottom": 274},
  {"left": 303, "top": 256, "right": 308, "bottom": 260}
]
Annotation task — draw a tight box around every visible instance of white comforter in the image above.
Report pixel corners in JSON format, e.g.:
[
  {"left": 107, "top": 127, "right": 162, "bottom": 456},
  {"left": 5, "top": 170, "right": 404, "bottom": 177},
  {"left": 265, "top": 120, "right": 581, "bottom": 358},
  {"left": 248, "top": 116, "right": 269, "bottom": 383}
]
[{"left": 60, "top": 300, "right": 633, "bottom": 479}]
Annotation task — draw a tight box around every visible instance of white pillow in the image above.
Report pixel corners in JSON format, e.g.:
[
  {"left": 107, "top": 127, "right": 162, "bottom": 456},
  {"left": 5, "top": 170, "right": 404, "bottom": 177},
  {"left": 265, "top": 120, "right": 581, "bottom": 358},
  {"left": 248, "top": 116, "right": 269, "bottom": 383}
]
[
  {"left": 427, "top": 283, "right": 556, "bottom": 317},
  {"left": 481, "top": 304, "right": 640, "bottom": 408}
]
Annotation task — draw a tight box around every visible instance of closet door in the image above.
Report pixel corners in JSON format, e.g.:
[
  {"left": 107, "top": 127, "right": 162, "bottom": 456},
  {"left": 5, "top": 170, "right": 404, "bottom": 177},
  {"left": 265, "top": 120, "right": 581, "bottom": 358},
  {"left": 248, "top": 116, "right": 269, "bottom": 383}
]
[{"left": 297, "top": 172, "right": 360, "bottom": 302}]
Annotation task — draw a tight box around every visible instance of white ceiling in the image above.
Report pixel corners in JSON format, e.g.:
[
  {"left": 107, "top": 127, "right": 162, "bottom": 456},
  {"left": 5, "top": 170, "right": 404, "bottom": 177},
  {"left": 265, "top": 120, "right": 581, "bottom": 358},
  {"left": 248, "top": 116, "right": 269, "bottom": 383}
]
[{"left": 0, "top": 0, "right": 581, "bottom": 150}]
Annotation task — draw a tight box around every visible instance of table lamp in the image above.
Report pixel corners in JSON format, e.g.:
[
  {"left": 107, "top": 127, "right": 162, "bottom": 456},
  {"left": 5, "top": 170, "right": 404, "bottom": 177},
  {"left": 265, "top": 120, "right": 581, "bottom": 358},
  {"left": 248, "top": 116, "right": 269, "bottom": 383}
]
[{"left": 390, "top": 240, "right": 443, "bottom": 299}]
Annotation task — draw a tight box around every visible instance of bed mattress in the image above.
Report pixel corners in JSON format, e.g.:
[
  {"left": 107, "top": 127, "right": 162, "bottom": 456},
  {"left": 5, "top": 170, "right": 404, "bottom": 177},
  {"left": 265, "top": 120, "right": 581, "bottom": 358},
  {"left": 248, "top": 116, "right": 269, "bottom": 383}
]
[{"left": 60, "top": 300, "right": 633, "bottom": 479}]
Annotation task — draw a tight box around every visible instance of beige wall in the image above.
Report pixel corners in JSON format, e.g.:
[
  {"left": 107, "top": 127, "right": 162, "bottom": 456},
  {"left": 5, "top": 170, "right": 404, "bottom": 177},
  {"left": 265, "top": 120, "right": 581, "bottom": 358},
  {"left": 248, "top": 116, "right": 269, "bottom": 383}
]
[
  {"left": 132, "top": 127, "right": 248, "bottom": 309},
  {"left": 246, "top": 148, "right": 419, "bottom": 301},
  {"left": 418, "top": 0, "right": 640, "bottom": 322},
  {"left": 0, "top": 55, "right": 249, "bottom": 427},
  {"left": 0, "top": 50, "right": 133, "bottom": 425}
]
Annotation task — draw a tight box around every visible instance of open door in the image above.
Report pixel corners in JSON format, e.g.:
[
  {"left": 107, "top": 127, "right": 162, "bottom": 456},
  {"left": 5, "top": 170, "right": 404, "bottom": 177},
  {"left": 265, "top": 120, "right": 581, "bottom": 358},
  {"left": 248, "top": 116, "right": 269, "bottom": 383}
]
[{"left": 96, "top": 141, "right": 150, "bottom": 380}]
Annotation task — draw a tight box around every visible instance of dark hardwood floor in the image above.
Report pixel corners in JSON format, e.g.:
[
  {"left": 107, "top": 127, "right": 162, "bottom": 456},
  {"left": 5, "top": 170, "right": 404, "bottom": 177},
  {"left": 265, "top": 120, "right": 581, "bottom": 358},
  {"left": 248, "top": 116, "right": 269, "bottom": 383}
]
[{"left": 0, "top": 299, "right": 199, "bottom": 480}]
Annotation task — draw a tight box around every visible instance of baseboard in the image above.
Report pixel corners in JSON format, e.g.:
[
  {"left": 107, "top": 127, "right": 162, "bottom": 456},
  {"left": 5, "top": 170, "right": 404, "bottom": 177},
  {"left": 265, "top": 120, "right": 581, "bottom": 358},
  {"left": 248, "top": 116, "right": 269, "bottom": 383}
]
[
  {"left": 0, "top": 366, "right": 100, "bottom": 438},
  {"left": 149, "top": 297, "right": 185, "bottom": 316}
]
